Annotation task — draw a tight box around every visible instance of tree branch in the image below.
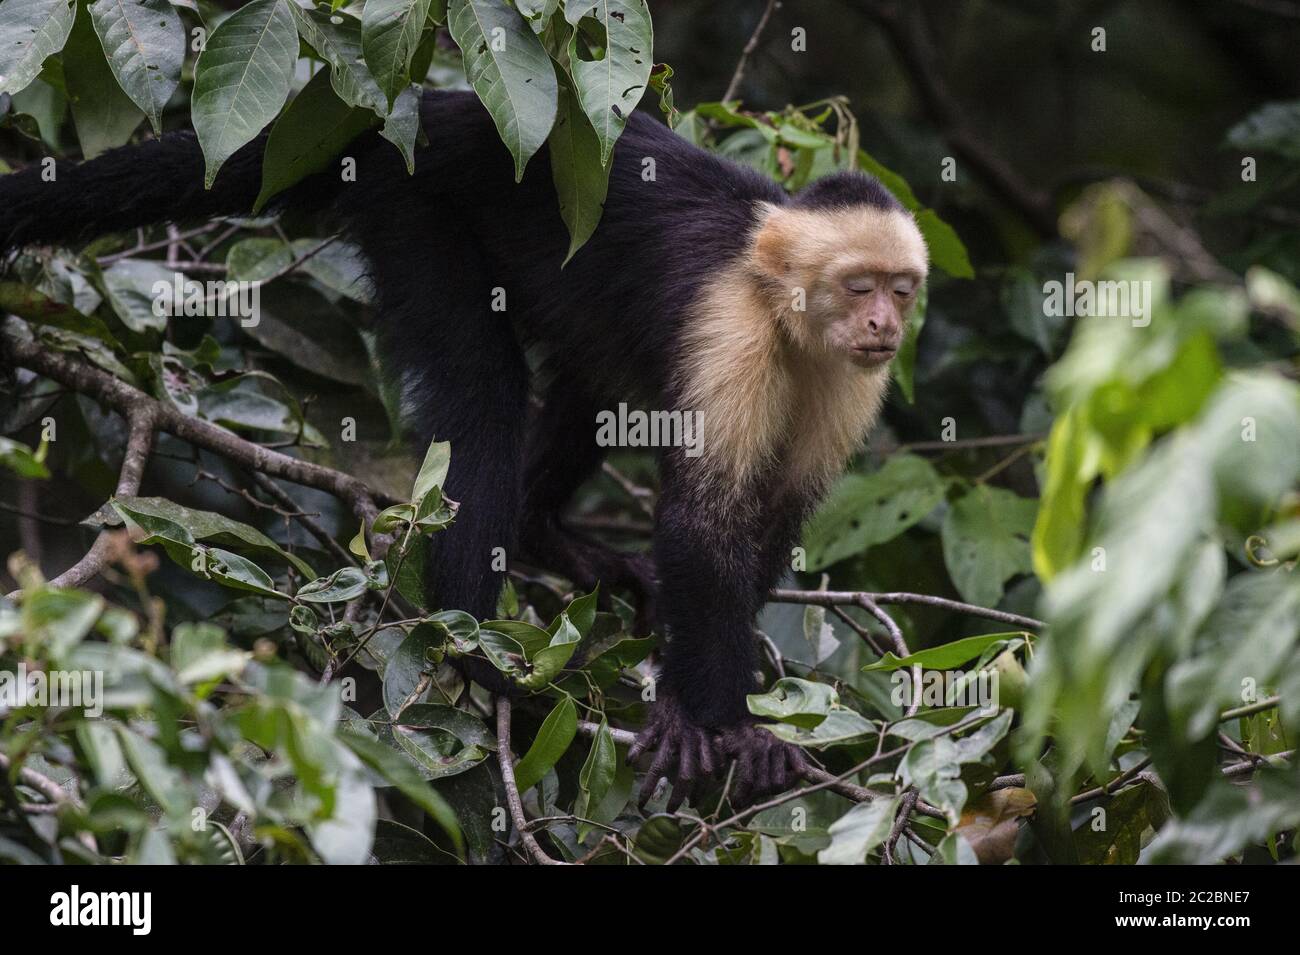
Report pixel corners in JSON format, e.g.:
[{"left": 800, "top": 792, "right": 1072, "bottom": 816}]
[
  {"left": 44, "top": 409, "right": 156, "bottom": 590},
  {"left": 770, "top": 587, "right": 1044, "bottom": 630},
  {"left": 496, "top": 697, "right": 570, "bottom": 865},
  {"left": 852, "top": 0, "right": 1057, "bottom": 236},
  {"left": 5, "top": 330, "right": 390, "bottom": 555},
  {"left": 722, "top": 0, "right": 782, "bottom": 103}
]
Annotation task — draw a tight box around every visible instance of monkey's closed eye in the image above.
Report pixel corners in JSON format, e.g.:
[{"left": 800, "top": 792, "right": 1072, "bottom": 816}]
[{"left": 843, "top": 277, "right": 876, "bottom": 294}]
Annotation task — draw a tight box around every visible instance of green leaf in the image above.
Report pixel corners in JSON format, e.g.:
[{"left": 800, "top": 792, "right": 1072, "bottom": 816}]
[
  {"left": 101, "top": 259, "right": 174, "bottom": 332},
  {"left": 288, "top": 3, "right": 384, "bottom": 111},
  {"left": 1225, "top": 100, "right": 1300, "bottom": 161},
  {"left": 818, "top": 795, "right": 899, "bottom": 865},
  {"left": 382, "top": 623, "right": 444, "bottom": 717},
  {"left": 891, "top": 283, "right": 925, "bottom": 403},
  {"left": 88, "top": 0, "right": 182, "bottom": 134},
  {"left": 862, "top": 632, "right": 1027, "bottom": 672},
  {"left": 0, "top": 0, "right": 76, "bottom": 97},
  {"left": 941, "top": 485, "right": 1037, "bottom": 607},
  {"left": 192, "top": 0, "right": 298, "bottom": 188},
  {"left": 254, "top": 66, "right": 377, "bottom": 211},
  {"left": 109, "top": 495, "right": 316, "bottom": 579},
  {"left": 564, "top": 0, "right": 652, "bottom": 166},
  {"left": 512, "top": 696, "right": 577, "bottom": 792},
  {"left": 360, "top": 0, "right": 431, "bottom": 111},
  {"left": 550, "top": 63, "right": 610, "bottom": 263},
  {"left": 64, "top": 0, "right": 144, "bottom": 157},
  {"left": 0, "top": 436, "right": 51, "bottom": 479},
  {"left": 915, "top": 209, "right": 974, "bottom": 279},
  {"left": 574, "top": 717, "right": 617, "bottom": 841},
  {"left": 447, "top": 0, "right": 556, "bottom": 181},
  {"left": 746, "top": 678, "right": 837, "bottom": 728},
  {"left": 339, "top": 727, "right": 462, "bottom": 851},
  {"left": 297, "top": 566, "right": 371, "bottom": 604},
  {"left": 1145, "top": 770, "right": 1300, "bottom": 864},
  {"left": 411, "top": 438, "right": 450, "bottom": 504},
  {"left": 801, "top": 454, "right": 945, "bottom": 571},
  {"left": 389, "top": 703, "right": 494, "bottom": 779},
  {"left": 307, "top": 768, "right": 376, "bottom": 865},
  {"left": 171, "top": 621, "right": 246, "bottom": 686},
  {"left": 380, "top": 82, "right": 422, "bottom": 173}
]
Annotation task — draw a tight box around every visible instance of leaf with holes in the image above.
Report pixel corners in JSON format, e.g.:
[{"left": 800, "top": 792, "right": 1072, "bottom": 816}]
[
  {"left": 88, "top": 0, "right": 182, "bottom": 134},
  {"left": 565, "top": 0, "right": 652, "bottom": 166},
  {"left": 447, "top": 0, "right": 556, "bottom": 181},
  {"left": 0, "top": 0, "right": 76, "bottom": 97},
  {"left": 802, "top": 454, "right": 945, "bottom": 571}
]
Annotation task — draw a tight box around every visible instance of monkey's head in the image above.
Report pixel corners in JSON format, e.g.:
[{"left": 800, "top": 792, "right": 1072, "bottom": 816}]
[{"left": 753, "top": 172, "right": 929, "bottom": 369}]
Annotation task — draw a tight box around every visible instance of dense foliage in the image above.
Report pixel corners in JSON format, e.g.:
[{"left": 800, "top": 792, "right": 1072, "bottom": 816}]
[{"left": 0, "top": 0, "right": 1297, "bottom": 865}]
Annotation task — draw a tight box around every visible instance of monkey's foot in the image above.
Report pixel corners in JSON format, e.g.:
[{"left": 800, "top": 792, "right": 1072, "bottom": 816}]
[
  {"left": 714, "top": 722, "right": 810, "bottom": 807},
  {"left": 628, "top": 697, "right": 719, "bottom": 812}
]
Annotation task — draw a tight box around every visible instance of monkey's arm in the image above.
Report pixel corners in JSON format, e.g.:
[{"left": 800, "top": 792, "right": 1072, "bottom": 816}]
[{"left": 630, "top": 470, "right": 808, "bottom": 807}]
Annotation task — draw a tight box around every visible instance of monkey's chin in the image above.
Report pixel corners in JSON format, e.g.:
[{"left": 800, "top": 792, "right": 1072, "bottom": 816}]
[{"left": 848, "top": 347, "right": 897, "bottom": 368}]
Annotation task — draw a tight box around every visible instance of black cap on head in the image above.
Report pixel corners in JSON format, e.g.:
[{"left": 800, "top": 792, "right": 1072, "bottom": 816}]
[{"left": 790, "top": 171, "right": 903, "bottom": 212}]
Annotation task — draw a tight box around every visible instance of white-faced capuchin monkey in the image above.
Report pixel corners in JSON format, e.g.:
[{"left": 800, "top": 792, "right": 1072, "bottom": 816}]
[{"left": 0, "top": 89, "right": 928, "bottom": 807}]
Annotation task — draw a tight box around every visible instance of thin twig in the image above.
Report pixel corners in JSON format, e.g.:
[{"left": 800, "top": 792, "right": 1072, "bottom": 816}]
[
  {"left": 496, "top": 697, "right": 570, "bottom": 865},
  {"left": 43, "top": 410, "right": 156, "bottom": 591},
  {"left": 721, "top": 0, "right": 781, "bottom": 103},
  {"left": 770, "top": 587, "right": 1044, "bottom": 631}
]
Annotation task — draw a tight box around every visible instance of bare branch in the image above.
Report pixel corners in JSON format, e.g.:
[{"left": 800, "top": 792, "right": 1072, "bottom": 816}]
[
  {"left": 852, "top": 1, "right": 1057, "bottom": 236},
  {"left": 770, "top": 587, "right": 1044, "bottom": 630},
  {"left": 496, "top": 697, "right": 571, "bottom": 865},
  {"left": 5, "top": 331, "right": 390, "bottom": 543},
  {"left": 45, "top": 409, "right": 156, "bottom": 590},
  {"left": 722, "top": 0, "right": 782, "bottom": 103}
]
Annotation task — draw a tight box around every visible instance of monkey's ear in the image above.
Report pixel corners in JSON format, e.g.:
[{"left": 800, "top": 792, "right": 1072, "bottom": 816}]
[{"left": 753, "top": 204, "right": 794, "bottom": 278}]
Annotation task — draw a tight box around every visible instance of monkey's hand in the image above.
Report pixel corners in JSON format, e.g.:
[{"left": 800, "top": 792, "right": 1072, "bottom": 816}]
[
  {"left": 628, "top": 696, "right": 720, "bottom": 812},
  {"left": 714, "top": 721, "right": 810, "bottom": 807}
]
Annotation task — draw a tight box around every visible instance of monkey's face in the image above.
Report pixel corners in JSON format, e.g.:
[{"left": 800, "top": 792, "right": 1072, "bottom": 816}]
[
  {"left": 828, "top": 269, "right": 921, "bottom": 367},
  {"left": 753, "top": 202, "right": 929, "bottom": 368}
]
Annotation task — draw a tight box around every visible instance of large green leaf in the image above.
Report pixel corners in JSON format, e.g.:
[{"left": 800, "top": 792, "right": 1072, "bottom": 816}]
[
  {"left": 88, "top": 0, "right": 182, "bottom": 134},
  {"left": 941, "top": 485, "right": 1037, "bottom": 608},
  {"left": 288, "top": 3, "right": 384, "bottom": 112},
  {"left": 0, "top": 0, "right": 76, "bottom": 97},
  {"left": 360, "top": 0, "right": 431, "bottom": 111},
  {"left": 512, "top": 696, "right": 577, "bottom": 792},
  {"left": 64, "top": 0, "right": 143, "bottom": 157},
  {"left": 447, "top": 0, "right": 556, "bottom": 181},
  {"left": 862, "top": 632, "right": 1027, "bottom": 672},
  {"left": 192, "top": 0, "right": 298, "bottom": 188},
  {"left": 564, "top": 0, "right": 652, "bottom": 165},
  {"left": 549, "top": 64, "right": 610, "bottom": 263},
  {"left": 109, "top": 495, "right": 316, "bottom": 579},
  {"left": 254, "top": 67, "right": 377, "bottom": 211},
  {"left": 801, "top": 454, "right": 945, "bottom": 571},
  {"left": 818, "top": 795, "right": 899, "bottom": 865}
]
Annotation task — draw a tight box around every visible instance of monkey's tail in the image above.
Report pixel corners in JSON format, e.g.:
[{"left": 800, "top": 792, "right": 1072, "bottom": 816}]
[{"left": 0, "top": 132, "right": 337, "bottom": 252}]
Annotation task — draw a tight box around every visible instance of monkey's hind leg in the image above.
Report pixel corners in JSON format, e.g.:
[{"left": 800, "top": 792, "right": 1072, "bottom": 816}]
[
  {"left": 365, "top": 218, "right": 529, "bottom": 688},
  {"left": 519, "top": 386, "right": 659, "bottom": 630}
]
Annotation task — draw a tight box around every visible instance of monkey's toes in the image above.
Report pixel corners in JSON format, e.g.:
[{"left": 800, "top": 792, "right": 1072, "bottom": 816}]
[
  {"left": 628, "top": 700, "right": 719, "bottom": 812},
  {"left": 715, "top": 723, "right": 810, "bottom": 806}
]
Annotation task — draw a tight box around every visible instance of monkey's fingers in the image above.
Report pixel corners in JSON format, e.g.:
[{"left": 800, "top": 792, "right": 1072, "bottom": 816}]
[
  {"left": 638, "top": 743, "right": 676, "bottom": 810},
  {"left": 627, "top": 720, "right": 662, "bottom": 765}
]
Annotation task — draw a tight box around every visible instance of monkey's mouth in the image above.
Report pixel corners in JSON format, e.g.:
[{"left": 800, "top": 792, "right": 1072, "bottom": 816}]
[{"left": 850, "top": 346, "right": 897, "bottom": 366}]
